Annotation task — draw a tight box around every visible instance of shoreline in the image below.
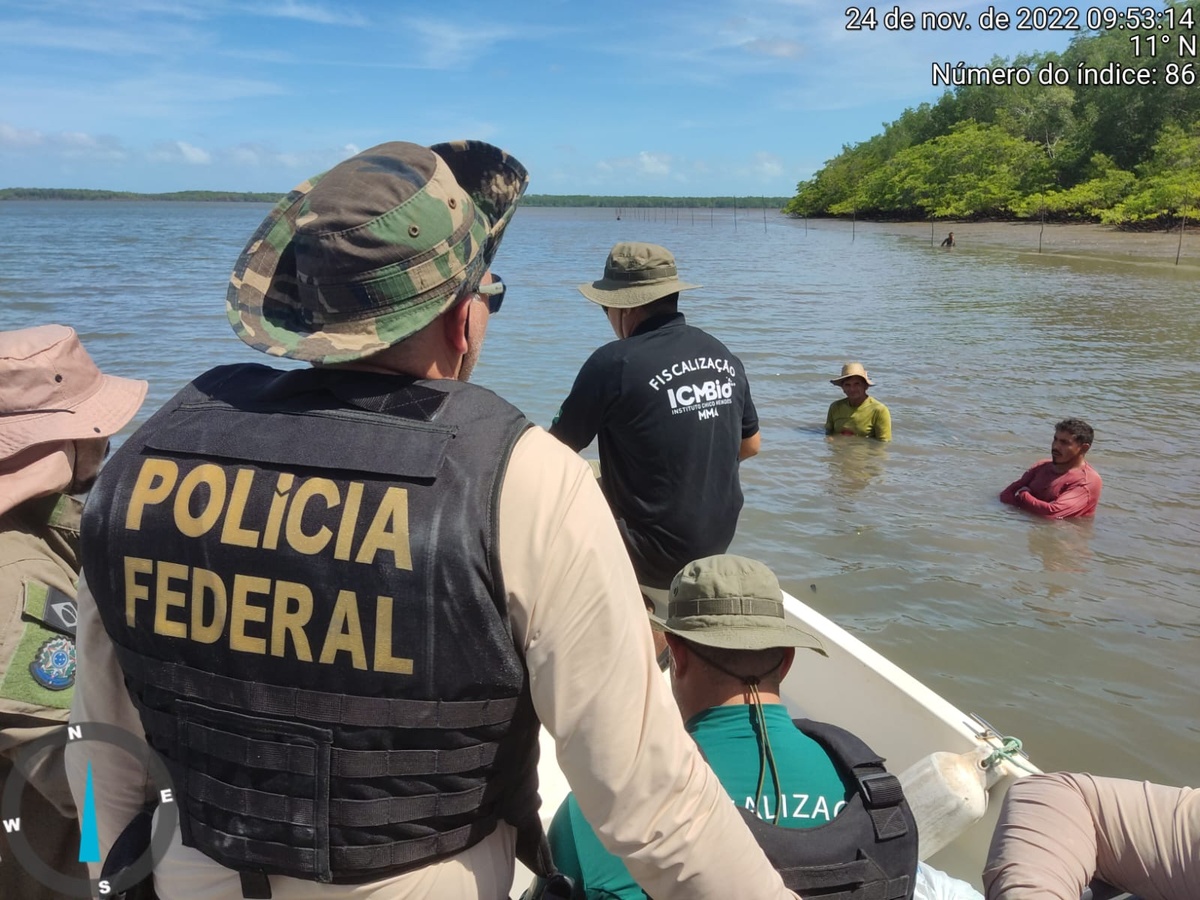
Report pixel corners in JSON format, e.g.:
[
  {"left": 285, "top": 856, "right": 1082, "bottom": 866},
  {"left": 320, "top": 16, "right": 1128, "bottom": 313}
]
[{"left": 831, "top": 219, "right": 1199, "bottom": 269}]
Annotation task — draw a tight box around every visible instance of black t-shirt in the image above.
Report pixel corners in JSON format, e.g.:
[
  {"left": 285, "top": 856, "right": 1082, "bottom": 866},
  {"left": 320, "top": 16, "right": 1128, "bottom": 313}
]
[{"left": 549, "top": 312, "right": 759, "bottom": 588}]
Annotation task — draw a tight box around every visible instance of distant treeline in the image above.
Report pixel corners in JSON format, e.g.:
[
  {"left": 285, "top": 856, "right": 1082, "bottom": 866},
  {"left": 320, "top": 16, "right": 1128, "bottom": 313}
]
[
  {"left": 0, "top": 188, "right": 282, "bottom": 202},
  {"left": 523, "top": 194, "right": 790, "bottom": 209},
  {"left": 787, "top": 0, "right": 1200, "bottom": 226},
  {"left": 1, "top": 188, "right": 790, "bottom": 209}
]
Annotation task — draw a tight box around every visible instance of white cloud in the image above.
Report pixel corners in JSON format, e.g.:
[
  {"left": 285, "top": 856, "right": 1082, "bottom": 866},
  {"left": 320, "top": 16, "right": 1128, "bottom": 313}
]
[
  {"left": 638, "top": 151, "right": 671, "bottom": 176},
  {"left": 149, "top": 140, "right": 211, "bottom": 164},
  {"left": 0, "top": 123, "right": 128, "bottom": 160},
  {"left": 0, "top": 123, "right": 43, "bottom": 148},
  {"left": 59, "top": 131, "right": 128, "bottom": 160},
  {"left": 260, "top": 1, "right": 366, "bottom": 27},
  {"left": 0, "top": 17, "right": 200, "bottom": 56},
  {"left": 400, "top": 18, "right": 516, "bottom": 69},
  {"left": 748, "top": 152, "right": 783, "bottom": 178}
]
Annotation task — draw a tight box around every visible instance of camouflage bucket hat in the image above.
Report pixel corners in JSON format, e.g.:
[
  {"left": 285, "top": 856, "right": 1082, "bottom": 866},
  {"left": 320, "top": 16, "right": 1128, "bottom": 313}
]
[
  {"left": 227, "top": 140, "right": 529, "bottom": 364},
  {"left": 651, "top": 555, "right": 826, "bottom": 655},
  {"left": 578, "top": 241, "right": 701, "bottom": 309}
]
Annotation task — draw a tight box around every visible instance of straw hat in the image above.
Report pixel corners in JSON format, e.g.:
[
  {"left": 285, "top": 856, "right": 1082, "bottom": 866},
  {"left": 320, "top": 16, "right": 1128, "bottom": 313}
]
[
  {"left": 830, "top": 362, "right": 875, "bottom": 386},
  {"left": 651, "top": 555, "right": 825, "bottom": 655},
  {"left": 227, "top": 140, "right": 529, "bottom": 365},
  {"left": 577, "top": 242, "right": 700, "bottom": 308},
  {"left": 0, "top": 325, "right": 147, "bottom": 461}
]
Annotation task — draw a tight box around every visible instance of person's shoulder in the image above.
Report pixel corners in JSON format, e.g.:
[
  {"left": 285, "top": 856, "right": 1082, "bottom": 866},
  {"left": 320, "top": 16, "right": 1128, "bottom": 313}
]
[
  {"left": 507, "top": 426, "right": 596, "bottom": 487},
  {"left": 579, "top": 337, "right": 626, "bottom": 371}
]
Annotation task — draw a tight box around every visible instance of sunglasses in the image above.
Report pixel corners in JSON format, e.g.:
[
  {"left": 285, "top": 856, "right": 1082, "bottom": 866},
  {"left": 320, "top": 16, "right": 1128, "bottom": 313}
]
[{"left": 476, "top": 275, "right": 506, "bottom": 314}]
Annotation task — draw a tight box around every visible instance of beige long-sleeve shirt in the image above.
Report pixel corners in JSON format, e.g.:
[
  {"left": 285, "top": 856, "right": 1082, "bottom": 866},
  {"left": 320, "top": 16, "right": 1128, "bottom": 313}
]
[
  {"left": 983, "top": 772, "right": 1200, "bottom": 900},
  {"left": 68, "top": 426, "right": 795, "bottom": 900}
]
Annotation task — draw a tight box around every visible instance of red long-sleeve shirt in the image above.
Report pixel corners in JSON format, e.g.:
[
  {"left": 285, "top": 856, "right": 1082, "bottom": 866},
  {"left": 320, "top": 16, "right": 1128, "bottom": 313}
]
[{"left": 999, "top": 460, "right": 1101, "bottom": 519}]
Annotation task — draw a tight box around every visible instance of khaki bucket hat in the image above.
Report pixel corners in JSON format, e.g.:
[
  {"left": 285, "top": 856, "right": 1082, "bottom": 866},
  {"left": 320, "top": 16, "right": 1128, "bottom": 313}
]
[
  {"left": 0, "top": 325, "right": 147, "bottom": 461},
  {"left": 831, "top": 362, "right": 875, "bottom": 386},
  {"left": 578, "top": 241, "right": 700, "bottom": 308},
  {"left": 227, "top": 140, "right": 529, "bottom": 364},
  {"left": 651, "top": 555, "right": 826, "bottom": 655}
]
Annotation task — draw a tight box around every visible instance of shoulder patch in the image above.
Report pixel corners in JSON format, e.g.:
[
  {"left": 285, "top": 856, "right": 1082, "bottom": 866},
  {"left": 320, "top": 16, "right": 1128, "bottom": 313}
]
[{"left": 29, "top": 636, "right": 76, "bottom": 691}]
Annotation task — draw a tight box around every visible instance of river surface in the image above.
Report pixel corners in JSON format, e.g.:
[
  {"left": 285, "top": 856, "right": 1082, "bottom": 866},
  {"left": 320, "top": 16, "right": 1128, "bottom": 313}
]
[{"left": 2, "top": 201, "right": 1196, "bottom": 789}]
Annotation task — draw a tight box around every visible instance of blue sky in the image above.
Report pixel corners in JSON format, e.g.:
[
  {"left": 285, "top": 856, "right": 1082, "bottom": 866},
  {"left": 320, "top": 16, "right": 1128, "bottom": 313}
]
[{"left": 0, "top": 0, "right": 1094, "bottom": 196}]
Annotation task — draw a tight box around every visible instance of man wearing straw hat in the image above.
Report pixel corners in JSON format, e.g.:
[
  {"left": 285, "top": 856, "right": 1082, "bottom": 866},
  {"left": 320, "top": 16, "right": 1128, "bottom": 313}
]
[
  {"left": 550, "top": 243, "right": 761, "bottom": 602},
  {"left": 547, "top": 555, "right": 923, "bottom": 899},
  {"left": 0, "top": 324, "right": 147, "bottom": 899},
  {"left": 826, "top": 362, "right": 892, "bottom": 442},
  {"left": 67, "top": 143, "right": 798, "bottom": 900}
]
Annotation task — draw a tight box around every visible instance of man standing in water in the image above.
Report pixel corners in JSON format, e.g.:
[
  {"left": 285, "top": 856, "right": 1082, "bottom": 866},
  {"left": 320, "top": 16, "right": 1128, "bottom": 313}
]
[
  {"left": 68, "top": 143, "right": 796, "bottom": 900},
  {"left": 550, "top": 242, "right": 761, "bottom": 600},
  {"left": 1000, "top": 418, "right": 1102, "bottom": 518},
  {"left": 825, "top": 362, "right": 892, "bottom": 441}
]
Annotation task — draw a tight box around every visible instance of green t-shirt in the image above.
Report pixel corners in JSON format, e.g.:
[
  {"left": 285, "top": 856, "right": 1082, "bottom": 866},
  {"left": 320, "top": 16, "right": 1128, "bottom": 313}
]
[
  {"left": 825, "top": 396, "right": 892, "bottom": 441},
  {"left": 547, "top": 704, "right": 853, "bottom": 899}
]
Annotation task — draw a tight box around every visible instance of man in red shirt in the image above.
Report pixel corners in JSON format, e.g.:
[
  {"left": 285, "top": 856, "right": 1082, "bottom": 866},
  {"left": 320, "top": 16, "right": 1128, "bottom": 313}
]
[{"left": 1000, "top": 418, "right": 1102, "bottom": 518}]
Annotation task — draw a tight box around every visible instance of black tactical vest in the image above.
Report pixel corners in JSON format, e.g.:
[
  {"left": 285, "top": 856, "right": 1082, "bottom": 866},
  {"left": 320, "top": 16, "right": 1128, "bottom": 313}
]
[
  {"left": 81, "top": 364, "right": 542, "bottom": 885},
  {"left": 737, "top": 719, "right": 918, "bottom": 900}
]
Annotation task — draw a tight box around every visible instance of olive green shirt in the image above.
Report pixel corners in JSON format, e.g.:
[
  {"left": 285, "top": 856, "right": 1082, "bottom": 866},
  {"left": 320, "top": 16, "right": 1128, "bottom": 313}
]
[{"left": 0, "top": 492, "right": 81, "bottom": 816}]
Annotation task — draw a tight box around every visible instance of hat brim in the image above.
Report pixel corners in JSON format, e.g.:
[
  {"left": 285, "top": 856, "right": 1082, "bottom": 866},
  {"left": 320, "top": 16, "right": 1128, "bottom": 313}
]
[
  {"left": 227, "top": 141, "right": 529, "bottom": 364},
  {"left": 650, "top": 613, "right": 827, "bottom": 656},
  {"left": 831, "top": 375, "right": 875, "bottom": 386},
  {"left": 578, "top": 278, "right": 701, "bottom": 309},
  {"left": 0, "top": 374, "right": 147, "bottom": 461}
]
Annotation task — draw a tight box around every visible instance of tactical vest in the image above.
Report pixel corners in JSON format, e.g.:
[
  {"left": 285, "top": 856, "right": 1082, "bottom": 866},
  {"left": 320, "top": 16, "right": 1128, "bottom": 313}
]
[
  {"left": 81, "top": 364, "right": 542, "bottom": 886},
  {"left": 737, "top": 719, "right": 918, "bottom": 900}
]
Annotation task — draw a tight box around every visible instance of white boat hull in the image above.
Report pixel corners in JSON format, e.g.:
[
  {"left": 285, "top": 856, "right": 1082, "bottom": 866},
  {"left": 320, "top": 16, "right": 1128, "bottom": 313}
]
[{"left": 516, "top": 587, "right": 1036, "bottom": 893}]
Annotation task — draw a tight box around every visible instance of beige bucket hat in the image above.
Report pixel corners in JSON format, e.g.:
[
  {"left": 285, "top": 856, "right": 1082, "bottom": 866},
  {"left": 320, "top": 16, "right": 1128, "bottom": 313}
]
[
  {"left": 227, "top": 140, "right": 529, "bottom": 365},
  {"left": 651, "top": 555, "right": 826, "bottom": 655},
  {"left": 831, "top": 362, "right": 875, "bottom": 386},
  {"left": 0, "top": 325, "right": 148, "bottom": 461},
  {"left": 578, "top": 241, "right": 700, "bottom": 308}
]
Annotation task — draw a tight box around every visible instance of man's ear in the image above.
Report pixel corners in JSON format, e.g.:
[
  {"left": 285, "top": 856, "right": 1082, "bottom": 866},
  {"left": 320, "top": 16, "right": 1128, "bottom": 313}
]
[
  {"left": 442, "top": 298, "right": 472, "bottom": 357},
  {"left": 777, "top": 647, "right": 796, "bottom": 682},
  {"left": 665, "top": 634, "right": 688, "bottom": 677}
]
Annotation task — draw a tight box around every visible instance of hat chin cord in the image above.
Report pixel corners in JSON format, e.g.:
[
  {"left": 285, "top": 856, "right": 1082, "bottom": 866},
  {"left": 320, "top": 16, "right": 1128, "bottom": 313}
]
[{"left": 688, "top": 645, "right": 786, "bottom": 826}]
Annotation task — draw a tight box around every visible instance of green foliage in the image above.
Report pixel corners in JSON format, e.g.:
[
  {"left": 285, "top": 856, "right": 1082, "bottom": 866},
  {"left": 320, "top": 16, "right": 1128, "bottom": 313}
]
[
  {"left": 1011, "top": 154, "right": 1136, "bottom": 219},
  {"left": 789, "top": 0, "right": 1200, "bottom": 225},
  {"left": 522, "top": 195, "right": 790, "bottom": 209},
  {"left": 1101, "top": 122, "right": 1200, "bottom": 223},
  {"left": 831, "top": 122, "right": 1052, "bottom": 219}
]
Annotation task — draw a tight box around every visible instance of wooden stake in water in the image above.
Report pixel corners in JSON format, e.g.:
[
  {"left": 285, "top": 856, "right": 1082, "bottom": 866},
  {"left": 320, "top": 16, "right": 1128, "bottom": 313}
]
[
  {"left": 1178, "top": 215, "right": 1186, "bottom": 266},
  {"left": 852, "top": 209, "right": 856, "bottom": 243},
  {"left": 931, "top": 221, "right": 935, "bottom": 247},
  {"left": 734, "top": 197, "right": 738, "bottom": 232},
  {"left": 762, "top": 196, "right": 767, "bottom": 233},
  {"left": 1039, "top": 206, "right": 1045, "bottom": 254}
]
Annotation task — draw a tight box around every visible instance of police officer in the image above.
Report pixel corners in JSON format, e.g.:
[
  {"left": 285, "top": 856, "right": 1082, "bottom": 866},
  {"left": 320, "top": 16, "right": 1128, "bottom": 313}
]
[
  {"left": 69, "top": 142, "right": 800, "bottom": 900},
  {"left": 0, "top": 324, "right": 146, "bottom": 899}
]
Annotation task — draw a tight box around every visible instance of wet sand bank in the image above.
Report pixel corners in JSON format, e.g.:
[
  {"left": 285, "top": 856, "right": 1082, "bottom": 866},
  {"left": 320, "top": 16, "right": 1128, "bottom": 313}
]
[{"left": 838, "top": 220, "right": 1199, "bottom": 269}]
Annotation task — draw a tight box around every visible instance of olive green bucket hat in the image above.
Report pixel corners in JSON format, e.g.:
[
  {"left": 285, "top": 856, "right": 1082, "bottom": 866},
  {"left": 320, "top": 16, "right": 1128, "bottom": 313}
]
[
  {"left": 578, "top": 241, "right": 701, "bottom": 308},
  {"left": 651, "top": 555, "right": 826, "bottom": 655},
  {"left": 227, "top": 140, "right": 529, "bottom": 364}
]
